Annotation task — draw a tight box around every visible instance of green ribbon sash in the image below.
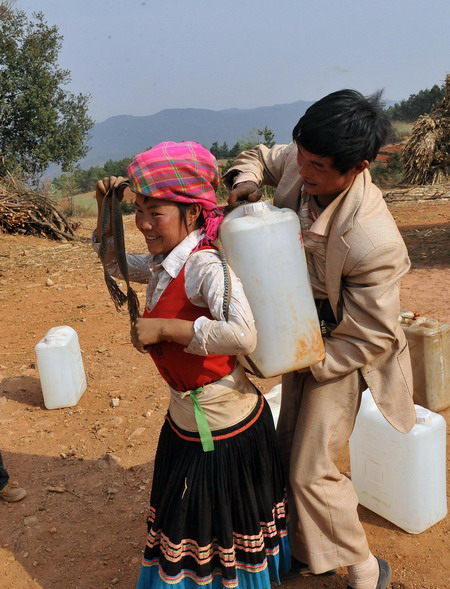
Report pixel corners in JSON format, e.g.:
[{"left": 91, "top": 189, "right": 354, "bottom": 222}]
[{"left": 189, "top": 387, "right": 214, "bottom": 452}]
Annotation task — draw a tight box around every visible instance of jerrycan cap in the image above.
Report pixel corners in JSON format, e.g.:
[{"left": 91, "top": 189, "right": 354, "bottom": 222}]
[
  {"left": 42, "top": 326, "right": 74, "bottom": 346},
  {"left": 242, "top": 201, "right": 270, "bottom": 216},
  {"left": 415, "top": 405, "right": 432, "bottom": 424}
]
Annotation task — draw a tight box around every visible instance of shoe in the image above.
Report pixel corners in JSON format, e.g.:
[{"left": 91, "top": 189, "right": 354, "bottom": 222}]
[
  {"left": 0, "top": 482, "right": 27, "bottom": 502},
  {"left": 347, "top": 556, "right": 392, "bottom": 589},
  {"left": 281, "top": 556, "right": 337, "bottom": 580}
]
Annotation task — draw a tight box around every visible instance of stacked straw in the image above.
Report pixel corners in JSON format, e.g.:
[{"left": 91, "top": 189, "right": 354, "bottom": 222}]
[{"left": 402, "top": 74, "right": 450, "bottom": 185}]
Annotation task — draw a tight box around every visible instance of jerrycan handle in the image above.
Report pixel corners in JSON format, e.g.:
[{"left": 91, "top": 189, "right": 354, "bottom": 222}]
[
  {"left": 415, "top": 405, "right": 432, "bottom": 425},
  {"left": 242, "top": 201, "right": 270, "bottom": 216}
]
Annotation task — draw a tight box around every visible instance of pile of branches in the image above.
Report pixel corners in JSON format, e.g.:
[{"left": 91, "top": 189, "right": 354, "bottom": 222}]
[
  {"left": 0, "top": 177, "right": 78, "bottom": 241},
  {"left": 383, "top": 183, "right": 450, "bottom": 202},
  {"left": 402, "top": 74, "right": 450, "bottom": 184}
]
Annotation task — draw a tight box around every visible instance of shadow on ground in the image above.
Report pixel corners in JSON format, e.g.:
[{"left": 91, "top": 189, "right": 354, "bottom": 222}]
[
  {"left": 399, "top": 221, "right": 450, "bottom": 269},
  {"left": 1, "top": 449, "right": 154, "bottom": 589}
]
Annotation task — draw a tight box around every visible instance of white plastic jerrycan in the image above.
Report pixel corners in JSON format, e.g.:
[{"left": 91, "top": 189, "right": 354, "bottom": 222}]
[
  {"left": 35, "top": 326, "right": 87, "bottom": 410},
  {"left": 349, "top": 389, "right": 447, "bottom": 534},
  {"left": 219, "top": 200, "right": 324, "bottom": 378}
]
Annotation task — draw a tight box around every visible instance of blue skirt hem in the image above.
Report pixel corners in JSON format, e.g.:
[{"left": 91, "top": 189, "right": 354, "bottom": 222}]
[{"left": 136, "top": 536, "right": 291, "bottom": 589}]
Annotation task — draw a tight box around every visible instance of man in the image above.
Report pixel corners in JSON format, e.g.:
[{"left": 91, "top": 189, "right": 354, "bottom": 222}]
[
  {"left": 0, "top": 451, "right": 26, "bottom": 502},
  {"left": 224, "top": 89, "right": 416, "bottom": 589}
]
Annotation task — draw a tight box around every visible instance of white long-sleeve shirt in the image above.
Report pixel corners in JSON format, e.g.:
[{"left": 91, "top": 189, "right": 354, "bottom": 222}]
[
  {"left": 93, "top": 229, "right": 260, "bottom": 431},
  {"left": 92, "top": 229, "right": 257, "bottom": 357}
]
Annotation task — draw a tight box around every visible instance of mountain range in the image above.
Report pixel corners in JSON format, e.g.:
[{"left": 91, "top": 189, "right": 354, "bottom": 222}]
[{"left": 78, "top": 99, "right": 316, "bottom": 169}]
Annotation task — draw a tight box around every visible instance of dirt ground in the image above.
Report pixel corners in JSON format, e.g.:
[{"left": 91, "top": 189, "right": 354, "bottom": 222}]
[{"left": 1, "top": 196, "right": 449, "bottom": 589}]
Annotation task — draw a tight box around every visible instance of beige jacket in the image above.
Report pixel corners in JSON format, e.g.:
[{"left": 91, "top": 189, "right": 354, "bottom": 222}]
[{"left": 224, "top": 143, "right": 416, "bottom": 432}]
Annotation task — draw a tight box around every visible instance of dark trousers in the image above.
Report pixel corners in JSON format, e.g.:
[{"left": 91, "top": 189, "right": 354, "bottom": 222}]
[{"left": 0, "top": 451, "right": 9, "bottom": 490}]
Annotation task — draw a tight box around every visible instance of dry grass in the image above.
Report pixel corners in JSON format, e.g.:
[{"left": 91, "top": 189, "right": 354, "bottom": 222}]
[{"left": 402, "top": 75, "right": 450, "bottom": 184}]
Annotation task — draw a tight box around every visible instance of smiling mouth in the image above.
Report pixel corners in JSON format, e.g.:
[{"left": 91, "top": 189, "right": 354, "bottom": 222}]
[{"left": 146, "top": 236, "right": 159, "bottom": 242}]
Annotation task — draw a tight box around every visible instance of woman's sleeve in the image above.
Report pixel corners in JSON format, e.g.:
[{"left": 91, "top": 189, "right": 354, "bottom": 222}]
[
  {"left": 183, "top": 252, "right": 257, "bottom": 357},
  {"left": 91, "top": 229, "right": 152, "bottom": 284}
]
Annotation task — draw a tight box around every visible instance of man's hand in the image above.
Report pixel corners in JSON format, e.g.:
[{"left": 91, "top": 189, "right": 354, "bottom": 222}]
[{"left": 227, "top": 181, "right": 262, "bottom": 205}]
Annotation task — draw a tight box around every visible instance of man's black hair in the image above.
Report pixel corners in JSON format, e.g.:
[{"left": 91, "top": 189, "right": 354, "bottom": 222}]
[{"left": 292, "top": 89, "right": 391, "bottom": 173}]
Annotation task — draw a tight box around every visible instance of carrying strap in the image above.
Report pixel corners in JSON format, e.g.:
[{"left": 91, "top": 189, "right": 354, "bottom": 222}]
[
  {"left": 99, "top": 181, "right": 140, "bottom": 324},
  {"left": 218, "top": 238, "right": 232, "bottom": 322}
]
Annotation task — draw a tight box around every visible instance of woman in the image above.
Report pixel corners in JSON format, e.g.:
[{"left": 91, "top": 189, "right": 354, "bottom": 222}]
[{"left": 94, "top": 141, "right": 290, "bottom": 589}]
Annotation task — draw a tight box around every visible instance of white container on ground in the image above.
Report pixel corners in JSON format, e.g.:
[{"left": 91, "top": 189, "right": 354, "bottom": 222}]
[
  {"left": 35, "top": 326, "right": 87, "bottom": 409},
  {"left": 219, "top": 201, "right": 324, "bottom": 378},
  {"left": 349, "top": 389, "right": 447, "bottom": 534}
]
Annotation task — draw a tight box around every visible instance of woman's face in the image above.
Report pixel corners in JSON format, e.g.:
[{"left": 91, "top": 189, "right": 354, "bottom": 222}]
[{"left": 134, "top": 194, "right": 197, "bottom": 256}]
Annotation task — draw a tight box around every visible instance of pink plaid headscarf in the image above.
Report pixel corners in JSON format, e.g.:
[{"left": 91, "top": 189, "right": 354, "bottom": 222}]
[{"left": 127, "top": 141, "right": 224, "bottom": 246}]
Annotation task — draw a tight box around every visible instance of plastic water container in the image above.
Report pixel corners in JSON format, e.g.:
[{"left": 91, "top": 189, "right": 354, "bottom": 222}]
[
  {"left": 349, "top": 389, "right": 447, "bottom": 534},
  {"left": 264, "top": 383, "right": 282, "bottom": 427},
  {"left": 400, "top": 312, "right": 450, "bottom": 411},
  {"left": 219, "top": 201, "right": 325, "bottom": 377},
  {"left": 35, "top": 326, "right": 87, "bottom": 409}
]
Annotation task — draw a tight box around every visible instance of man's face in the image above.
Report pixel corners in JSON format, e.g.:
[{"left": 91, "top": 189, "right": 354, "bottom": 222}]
[{"left": 296, "top": 146, "right": 366, "bottom": 200}]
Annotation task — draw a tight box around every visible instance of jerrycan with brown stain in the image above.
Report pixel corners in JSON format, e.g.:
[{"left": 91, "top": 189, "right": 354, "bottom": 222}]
[
  {"left": 400, "top": 311, "right": 450, "bottom": 412},
  {"left": 219, "top": 200, "right": 324, "bottom": 378}
]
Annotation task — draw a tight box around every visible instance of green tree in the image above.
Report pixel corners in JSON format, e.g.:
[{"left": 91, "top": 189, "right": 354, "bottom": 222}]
[
  {"left": 229, "top": 142, "right": 241, "bottom": 158},
  {"left": 371, "top": 152, "right": 404, "bottom": 187},
  {"left": 257, "top": 125, "right": 275, "bottom": 148},
  {"left": 236, "top": 127, "right": 261, "bottom": 151},
  {"left": 52, "top": 156, "right": 134, "bottom": 195},
  {"left": 386, "top": 84, "right": 445, "bottom": 121},
  {"left": 210, "top": 141, "right": 221, "bottom": 159},
  {"left": 51, "top": 172, "right": 79, "bottom": 199},
  {"left": 210, "top": 128, "right": 275, "bottom": 162},
  {"left": 104, "top": 157, "right": 133, "bottom": 178},
  {"left": 0, "top": 6, "right": 93, "bottom": 181},
  {"left": 209, "top": 142, "right": 231, "bottom": 159},
  {"left": 74, "top": 166, "right": 107, "bottom": 193},
  {"left": 220, "top": 141, "right": 229, "bottom": 158}
]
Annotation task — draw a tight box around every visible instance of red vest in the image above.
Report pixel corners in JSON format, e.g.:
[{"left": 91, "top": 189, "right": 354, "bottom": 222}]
[{"left": 143, "top": 257, "right": 236, "bottom": 391}]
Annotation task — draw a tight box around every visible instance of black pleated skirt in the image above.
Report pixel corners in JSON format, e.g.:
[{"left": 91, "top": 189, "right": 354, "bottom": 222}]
[{"left": 136, "top": 394, "right": 290, "bottom": 589}]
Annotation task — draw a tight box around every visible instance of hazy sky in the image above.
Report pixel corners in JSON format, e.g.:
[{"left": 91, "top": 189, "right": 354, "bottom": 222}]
[{"left": 15, "top": 0, "right": 450, "bottom": 124}]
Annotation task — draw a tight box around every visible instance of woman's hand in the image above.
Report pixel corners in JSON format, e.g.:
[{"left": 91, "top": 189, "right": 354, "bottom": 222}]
[
  {"left": 131, "top": 317, "right": 195, "bottom": 353},
  {"left": 131, "top": 318, "right": 164, "bottom": 353},
  {"left": 95, "top": 176, "right": 127, "bottom": 239},
  {"left": 131, "top": 318, "right": 164, "bottom": 354},
  {"left": 95, "top": 176, "right": 127, "bottom": 206}
]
